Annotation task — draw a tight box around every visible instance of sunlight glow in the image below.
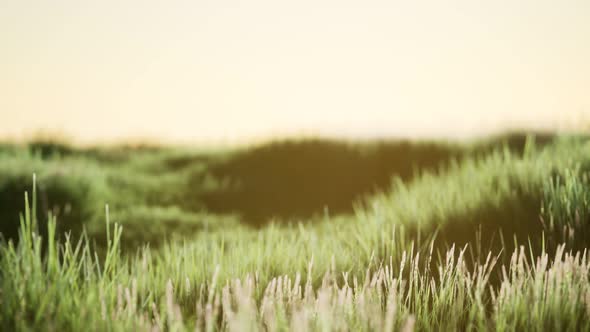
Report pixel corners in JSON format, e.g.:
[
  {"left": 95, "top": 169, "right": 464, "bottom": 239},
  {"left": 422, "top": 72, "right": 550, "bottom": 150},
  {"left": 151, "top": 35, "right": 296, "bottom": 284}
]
[{"left": 1, "top": 0, "right": 589, "bottom": 144}]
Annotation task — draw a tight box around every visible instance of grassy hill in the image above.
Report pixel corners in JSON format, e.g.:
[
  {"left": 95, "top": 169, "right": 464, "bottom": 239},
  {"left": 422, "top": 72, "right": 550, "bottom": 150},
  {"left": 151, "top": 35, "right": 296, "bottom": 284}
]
[
  {"left": 1, "top": 132, "right": 590, "bottom": 331},
  {"left": 0, "top": 133, "right": 555, "bottom": 239}
]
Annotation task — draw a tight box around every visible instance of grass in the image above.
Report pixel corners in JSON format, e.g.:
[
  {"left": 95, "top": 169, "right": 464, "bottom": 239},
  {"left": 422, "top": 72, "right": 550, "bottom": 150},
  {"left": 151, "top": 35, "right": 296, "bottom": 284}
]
[
  {"left": 0, "top": 132, "right": 555, "bottom": 241},
  {"left": 1, "top": 133, "right": 590, "bottom": 331}
]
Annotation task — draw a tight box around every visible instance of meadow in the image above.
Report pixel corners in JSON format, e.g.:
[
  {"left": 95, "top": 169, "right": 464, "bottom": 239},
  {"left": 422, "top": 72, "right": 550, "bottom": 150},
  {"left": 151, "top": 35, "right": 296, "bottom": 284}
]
[{"left": 1, "top": 132, "right": 590, "bottom": 331}]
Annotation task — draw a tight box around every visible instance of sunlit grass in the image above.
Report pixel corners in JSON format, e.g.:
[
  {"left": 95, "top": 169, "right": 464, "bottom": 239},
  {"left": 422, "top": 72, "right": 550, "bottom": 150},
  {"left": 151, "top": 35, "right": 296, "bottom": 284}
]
[{"left": 1, "top": 135, "right": 590, "bottom": 330}]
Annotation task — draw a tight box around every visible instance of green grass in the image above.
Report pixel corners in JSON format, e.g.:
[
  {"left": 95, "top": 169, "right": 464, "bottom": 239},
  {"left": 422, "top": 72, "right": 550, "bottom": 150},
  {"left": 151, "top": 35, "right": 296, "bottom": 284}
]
[
  {"left": 1, "top": 133, "right": 590, "bottom": 331},
  {"left": 0, "top": 132, "right": 556, "bottom": 242}
]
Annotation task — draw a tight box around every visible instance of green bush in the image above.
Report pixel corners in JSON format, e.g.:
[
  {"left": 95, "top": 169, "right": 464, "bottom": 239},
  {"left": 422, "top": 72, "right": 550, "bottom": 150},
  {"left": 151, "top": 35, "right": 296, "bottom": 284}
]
[{"left": 0, "top": 153, "right": 111, "bottom": 242}]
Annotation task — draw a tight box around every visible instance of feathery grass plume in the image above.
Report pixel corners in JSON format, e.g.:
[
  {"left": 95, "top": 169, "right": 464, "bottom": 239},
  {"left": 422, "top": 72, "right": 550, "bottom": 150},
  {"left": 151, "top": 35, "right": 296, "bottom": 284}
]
[
  {"left": 2, "top": 186, "right": 590, "bottom": 331},
  {"left": 1, "top": 136, "right": 590, "bottom": 330}
]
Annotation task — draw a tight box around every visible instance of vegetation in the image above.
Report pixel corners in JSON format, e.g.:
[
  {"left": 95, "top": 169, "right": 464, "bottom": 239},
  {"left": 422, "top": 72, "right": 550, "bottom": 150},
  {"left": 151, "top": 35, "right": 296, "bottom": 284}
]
[{"left": 1, "top": 133, "right": 590, "bottom": 331}]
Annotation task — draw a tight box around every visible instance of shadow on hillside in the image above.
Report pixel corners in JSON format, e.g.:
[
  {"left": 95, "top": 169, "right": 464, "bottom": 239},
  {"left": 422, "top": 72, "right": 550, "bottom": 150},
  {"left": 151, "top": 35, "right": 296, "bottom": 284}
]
[
  {"left": 432, "top": 188, "right": 543, "bottom": 258},
  {"left": 198, "top": 133, "right": 555, "bottom": 226},
  {"left": 0, "top": 132, "right": 557, "bottom": 246}
]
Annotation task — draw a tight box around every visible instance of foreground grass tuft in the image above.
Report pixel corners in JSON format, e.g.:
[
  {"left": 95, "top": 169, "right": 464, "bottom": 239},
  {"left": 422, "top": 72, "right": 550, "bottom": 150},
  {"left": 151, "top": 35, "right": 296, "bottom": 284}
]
[{"left": 1, "top": 194, "right": 590, "bottom": 331}]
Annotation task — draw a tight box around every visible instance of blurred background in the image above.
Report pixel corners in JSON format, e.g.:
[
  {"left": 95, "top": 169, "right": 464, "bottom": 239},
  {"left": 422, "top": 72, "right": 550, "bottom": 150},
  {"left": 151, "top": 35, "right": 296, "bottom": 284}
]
[
  {"left": 1, "top": 0, "right": 589, "bottom": 145},
  {"left": 1, "top": 0, "right": 590, "bottom": 249}
]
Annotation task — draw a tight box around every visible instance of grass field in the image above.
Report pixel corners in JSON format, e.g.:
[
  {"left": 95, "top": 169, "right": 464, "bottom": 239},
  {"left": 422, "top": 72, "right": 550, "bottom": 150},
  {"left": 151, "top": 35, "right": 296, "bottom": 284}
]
[{"left": 1, "top": 132, "right": 590, "bottom": 331}]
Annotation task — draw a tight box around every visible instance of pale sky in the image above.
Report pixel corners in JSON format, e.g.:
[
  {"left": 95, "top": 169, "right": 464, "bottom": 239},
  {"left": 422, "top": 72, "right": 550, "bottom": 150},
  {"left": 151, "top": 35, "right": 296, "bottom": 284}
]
[{"left": 1, "top": 0, "right": 589, "bottom": 144}]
